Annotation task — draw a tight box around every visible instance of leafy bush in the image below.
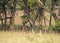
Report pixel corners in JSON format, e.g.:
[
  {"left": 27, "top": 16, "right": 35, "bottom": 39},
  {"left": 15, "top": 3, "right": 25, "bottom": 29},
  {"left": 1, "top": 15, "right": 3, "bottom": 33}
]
[
  {"left": 28, "top": 0, "right": 38, "bottom": 7},
  {"left": 54, "top": 21, "right": 60, "bottom": 32},
  {"left": 49, "top": 21, "right": 60, "bottom": 32}
]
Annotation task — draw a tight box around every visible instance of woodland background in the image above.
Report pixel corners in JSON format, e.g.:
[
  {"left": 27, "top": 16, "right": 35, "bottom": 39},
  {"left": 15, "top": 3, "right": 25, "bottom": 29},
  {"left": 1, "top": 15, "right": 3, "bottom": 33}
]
[
  {"left": 0, "top": 0, "right": 60, "bottom": 32},
  {"left": 0, "top": 0, "right": 60, "bottom": 43}
]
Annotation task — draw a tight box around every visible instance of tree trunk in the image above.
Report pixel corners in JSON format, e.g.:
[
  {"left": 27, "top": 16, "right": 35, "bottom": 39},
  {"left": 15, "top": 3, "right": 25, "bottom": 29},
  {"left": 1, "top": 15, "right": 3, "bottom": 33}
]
[
  {"left": 3, "top": 0, "right": 7, "bottom": 30},
  {"left": 22, "top": 22, "right": 26, "bottom": 31},
  {"left": 0, "top": 13, "right": 3, "bottom": 30},
  {"left": 49, "top": 13, "right": 52, "bottom": 26},
  {"left": 10, "top": 0, "right": 16, "bottom": 30},
  {"left": 10, "top": 15, "right": 15, "bottom": 30},
  {"left": 3, "top": 11, "right": 7, "bottom": 31}
]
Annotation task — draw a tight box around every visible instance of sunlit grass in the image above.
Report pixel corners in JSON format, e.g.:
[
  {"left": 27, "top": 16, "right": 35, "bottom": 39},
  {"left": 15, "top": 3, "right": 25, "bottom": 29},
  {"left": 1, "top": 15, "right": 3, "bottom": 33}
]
[{"left": 0, "top": 31, "right": 60, "bottom": 43}]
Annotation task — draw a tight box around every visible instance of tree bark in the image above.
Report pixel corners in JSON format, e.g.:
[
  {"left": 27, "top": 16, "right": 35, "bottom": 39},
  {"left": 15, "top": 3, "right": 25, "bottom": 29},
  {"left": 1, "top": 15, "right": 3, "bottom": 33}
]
[
  {"left": 3, "top": 0, "right": 7, "bottom": 30},
  {"left": 10, "top": 0, "right": 16, "bottom": 30}
]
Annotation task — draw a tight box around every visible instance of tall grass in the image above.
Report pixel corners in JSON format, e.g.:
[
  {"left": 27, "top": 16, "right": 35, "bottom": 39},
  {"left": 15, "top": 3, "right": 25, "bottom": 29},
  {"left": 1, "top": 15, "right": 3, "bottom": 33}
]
[{"left": 0, "top": 31, "right": 60, "bottom": 43}]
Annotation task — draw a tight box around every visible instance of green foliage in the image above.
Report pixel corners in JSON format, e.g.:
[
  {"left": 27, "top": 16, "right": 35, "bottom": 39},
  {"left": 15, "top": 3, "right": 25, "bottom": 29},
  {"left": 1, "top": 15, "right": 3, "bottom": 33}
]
[
  {"left": 45, "top": 0, "right": 51, "bottom": 9},
  {"left": 28, "top": 0, "right": 38, "bottom": 7},
  {"left": 49, "top": 25, "right": 54, "bottom": 32},
  {"left": 49, "top": 21, "right": 60, "bottom": 32},
  {"left": 21, "top": 15, "right": 28, "bottom": 24},
  {"left": 55, "top": 21, "right": 60, "bottom": 30},
  {"left": 20, "top": 0, "right": 38, "bottom": 24},
  {"left": 0, "top": 0, "right": 14, "bottom": 12}
]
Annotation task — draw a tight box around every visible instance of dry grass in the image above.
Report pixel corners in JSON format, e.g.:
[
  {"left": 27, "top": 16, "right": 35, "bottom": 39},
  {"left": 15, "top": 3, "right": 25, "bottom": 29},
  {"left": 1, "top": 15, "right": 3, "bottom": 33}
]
[
  {"left": 0, "top": 10, "right": 59, "bottom": 43},
  {"left": 0, "top": 31, "right": 60, "bottom": 43}
]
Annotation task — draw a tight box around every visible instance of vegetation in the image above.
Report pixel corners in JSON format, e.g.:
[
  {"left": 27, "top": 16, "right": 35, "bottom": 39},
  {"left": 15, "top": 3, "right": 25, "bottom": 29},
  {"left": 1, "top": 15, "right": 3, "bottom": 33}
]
[
  {"left": 0, "top": 0, "right": 60, "bottom": 43},
  {"left": 0, "top": 31, "right": 60, "bottom": 43},
  {"left": 0, "top": 0, "right": 60, "bottom": 32}
]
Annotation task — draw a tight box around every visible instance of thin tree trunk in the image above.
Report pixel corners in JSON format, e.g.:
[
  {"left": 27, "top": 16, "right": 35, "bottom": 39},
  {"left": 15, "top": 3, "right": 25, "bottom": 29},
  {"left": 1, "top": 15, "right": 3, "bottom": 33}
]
[
  {"left": 22, "top": 23, "right": 25, "bottom": 31},
  {"left": 3, "top": 10, "right": 7, "bottom": 31},
  {"left": 0, "top": 13, "right": 3, "bottom": 30},
  {"left": 10, "top": 0, "right": 16, "bottom": 30},
  {"left": 49, "top": 13, "right": 52, "bottom": 26},
  {"left": 10, "top": 14, "right": 15, "bottom": 30},
  {"left": 3, "top": 0, "right": 7, "bottom": 30},
  {"left": 1, "top": 19, "right": 3, "bottom": 30}
]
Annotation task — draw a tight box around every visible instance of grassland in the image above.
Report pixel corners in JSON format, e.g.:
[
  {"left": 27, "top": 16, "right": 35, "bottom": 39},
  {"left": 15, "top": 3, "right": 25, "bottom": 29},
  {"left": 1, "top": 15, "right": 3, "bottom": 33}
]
[
  {"left": 0, "top": 31, "right": 60, "bottom": 43},
  {"left": 0, "top": 10, "right": 59, "bottom": 43}
]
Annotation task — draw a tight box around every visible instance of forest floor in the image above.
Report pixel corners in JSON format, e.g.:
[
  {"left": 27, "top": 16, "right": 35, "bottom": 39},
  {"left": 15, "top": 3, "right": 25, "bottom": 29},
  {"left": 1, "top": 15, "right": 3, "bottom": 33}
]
[{"left": 0, "top": 31, "right": 60, "bottom": 43}]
